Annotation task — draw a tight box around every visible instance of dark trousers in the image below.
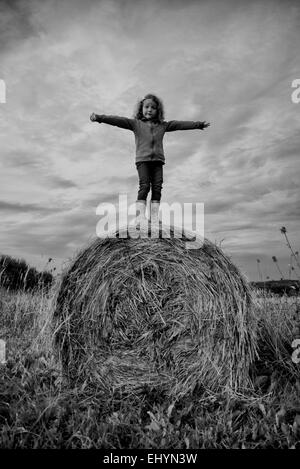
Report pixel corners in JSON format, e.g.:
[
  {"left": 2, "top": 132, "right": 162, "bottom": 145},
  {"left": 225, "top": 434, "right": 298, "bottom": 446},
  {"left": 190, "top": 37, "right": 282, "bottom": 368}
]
[{"left": 136, "top": 161, "right": 163, "bottom": 201}]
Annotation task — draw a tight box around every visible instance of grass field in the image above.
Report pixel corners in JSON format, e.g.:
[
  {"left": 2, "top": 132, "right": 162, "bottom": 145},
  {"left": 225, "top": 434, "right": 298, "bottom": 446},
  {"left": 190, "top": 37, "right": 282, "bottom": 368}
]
[{"left": 0, "top": 284, "right": 299, "bottom": 449}]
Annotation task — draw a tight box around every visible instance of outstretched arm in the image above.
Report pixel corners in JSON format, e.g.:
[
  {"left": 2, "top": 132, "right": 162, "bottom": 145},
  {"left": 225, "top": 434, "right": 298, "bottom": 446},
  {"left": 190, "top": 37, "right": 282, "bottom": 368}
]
[
  {"left": 165, "top": 120, "right": 210, "bottom": 132},
  {"left": 90, "top": 113, "right": 135, "bottom": 131}
]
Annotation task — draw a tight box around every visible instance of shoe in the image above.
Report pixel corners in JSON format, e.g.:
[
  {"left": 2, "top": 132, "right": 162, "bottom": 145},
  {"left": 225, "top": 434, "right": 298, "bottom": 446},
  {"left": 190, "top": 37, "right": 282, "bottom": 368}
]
[
  {"left": 150, "top": 200, "right": 160, "bottom": 224},
  {"left": 150, "top": 200, "right": 160, "bottom": 237},
  {"left": 135, "top": 200, "right": 148, "bottom": 230}
]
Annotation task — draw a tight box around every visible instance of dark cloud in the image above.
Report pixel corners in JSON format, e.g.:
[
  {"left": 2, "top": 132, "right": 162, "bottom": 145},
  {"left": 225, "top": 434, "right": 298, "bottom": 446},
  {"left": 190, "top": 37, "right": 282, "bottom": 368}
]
[
  {"left": 216, "top": 222, "right": 257, "bottom": 233},
  {"left": 0, "top": 200, "right": 67, "bottom": 214},
  {"left": 285, "top": 207, "right": 300, "bottom": 220},
  {"left": 0, "top": 0, "right": 299, "bottom": 282},
  {"left": 105, "top": 174, "right": 137, "bottom": 186},
  {"left": 265, "top": 134, "right": 300, "bottom": 161},
  {"left": 6, "top": 151, "right": 78, "bottom": 188},
  {"left": 4, "top": 229, "right": 88, "bottom": 259},
  {"left": 46, "top": 175, "right": 78, "bottom": 189},
  {"left": 6, "top": 151, "right": 41, "bottom": 169},
  {"left": 61, "top": 210, "right": 97, "bottom": 229},
  {"left": 82, "top": 193, "right": 118, "bottom": 209},
  {"left": 0, "top": 0, "right": 40, "bottom": 53},
  {"left": 2, "top": 208, "right": 97, "bottom": 260},
  {"left": 205, "top": 199, "right": 235, "bottom": 214}
]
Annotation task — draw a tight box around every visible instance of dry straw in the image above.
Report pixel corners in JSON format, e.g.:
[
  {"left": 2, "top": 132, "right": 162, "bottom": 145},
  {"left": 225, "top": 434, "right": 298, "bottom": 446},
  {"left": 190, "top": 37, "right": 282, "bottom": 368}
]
[{"left": 53, "top": 226, "right": 258, "bottom": 398}]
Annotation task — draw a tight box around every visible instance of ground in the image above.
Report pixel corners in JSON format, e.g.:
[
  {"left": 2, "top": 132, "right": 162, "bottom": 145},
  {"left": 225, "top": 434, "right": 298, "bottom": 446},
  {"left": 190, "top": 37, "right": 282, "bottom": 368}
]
[{"left": 0, "top": 286, "right": 299, "bottom": 449}]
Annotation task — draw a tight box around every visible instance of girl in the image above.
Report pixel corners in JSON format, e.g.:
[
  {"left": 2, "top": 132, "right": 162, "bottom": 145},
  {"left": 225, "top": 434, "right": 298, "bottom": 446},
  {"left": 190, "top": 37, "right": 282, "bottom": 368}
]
[{"left": 90, "top": 93, "right": 210, "bottom": 224}]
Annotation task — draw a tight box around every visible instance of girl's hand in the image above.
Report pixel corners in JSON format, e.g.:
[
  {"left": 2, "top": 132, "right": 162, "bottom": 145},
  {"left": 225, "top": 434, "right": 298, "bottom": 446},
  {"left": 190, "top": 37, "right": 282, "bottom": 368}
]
[
  {"left": 90, "top": 112, "right": 98, "bottom": 122},
  {"left": 200, "top": 121, "right": 210, "bottom": 129}
]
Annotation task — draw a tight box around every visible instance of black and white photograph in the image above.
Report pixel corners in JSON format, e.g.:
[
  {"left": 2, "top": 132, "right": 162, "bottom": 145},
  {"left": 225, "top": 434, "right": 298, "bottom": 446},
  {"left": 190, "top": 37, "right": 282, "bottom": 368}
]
[{"left": 0, "top": 0, "right": 299, "bottom": 452}]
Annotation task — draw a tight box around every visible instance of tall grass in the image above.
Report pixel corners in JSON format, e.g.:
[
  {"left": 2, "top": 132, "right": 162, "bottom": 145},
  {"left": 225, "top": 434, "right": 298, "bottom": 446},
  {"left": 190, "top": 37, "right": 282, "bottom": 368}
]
[{"left": 0, "top": 285, "right": 299, "bottom": 449}]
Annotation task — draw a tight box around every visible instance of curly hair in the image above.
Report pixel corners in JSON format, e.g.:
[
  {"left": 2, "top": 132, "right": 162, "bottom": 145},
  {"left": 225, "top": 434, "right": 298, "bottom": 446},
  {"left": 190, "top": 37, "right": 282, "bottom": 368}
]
[{"left": 133, "top": 93, "right": 165, "bottom": 123}]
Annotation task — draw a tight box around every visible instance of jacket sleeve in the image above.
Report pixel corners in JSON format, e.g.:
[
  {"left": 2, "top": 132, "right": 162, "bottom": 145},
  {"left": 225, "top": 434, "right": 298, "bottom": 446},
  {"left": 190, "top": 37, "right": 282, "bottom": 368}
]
[
  {"left": 96, "top": 114, "right": 135, "bottom": 131},
  {"left": 165, "top": 120, "right": 204, "bottom": 132}
]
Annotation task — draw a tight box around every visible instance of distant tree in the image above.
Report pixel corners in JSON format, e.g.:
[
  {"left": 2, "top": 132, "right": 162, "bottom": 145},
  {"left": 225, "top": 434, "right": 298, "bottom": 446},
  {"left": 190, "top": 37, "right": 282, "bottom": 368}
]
[{"left": 0, "top": 254, "right": 53, "bottom": 292}]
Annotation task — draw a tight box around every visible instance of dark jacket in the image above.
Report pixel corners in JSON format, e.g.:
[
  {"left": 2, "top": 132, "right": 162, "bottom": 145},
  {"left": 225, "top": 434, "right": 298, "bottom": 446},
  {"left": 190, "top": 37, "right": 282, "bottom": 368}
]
[{"left": 95, "top": 114, "right": 205, "bottom": 165}]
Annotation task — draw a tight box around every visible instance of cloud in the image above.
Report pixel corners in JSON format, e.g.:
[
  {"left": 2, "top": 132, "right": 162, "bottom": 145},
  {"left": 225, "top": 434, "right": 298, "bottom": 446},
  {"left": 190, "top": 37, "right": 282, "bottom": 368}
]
[
  {"left": 1, "top": 0, "right": 299, "bottom": 280},
  {"left": 0, "top": 200, "right": 66, "bottom": 214},
  {"left": 0, "top": 0, "right": 39, "bottom": 53},
  {"left": 46, "top": 176, "right": 78, "bottom": 189}
]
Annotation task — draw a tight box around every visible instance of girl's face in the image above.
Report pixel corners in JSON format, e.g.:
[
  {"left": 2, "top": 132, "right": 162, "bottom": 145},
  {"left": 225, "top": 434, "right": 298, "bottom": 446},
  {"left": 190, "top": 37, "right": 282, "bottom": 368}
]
[{"left": 142, "top": 98, "right": 157, "bottom": 120}]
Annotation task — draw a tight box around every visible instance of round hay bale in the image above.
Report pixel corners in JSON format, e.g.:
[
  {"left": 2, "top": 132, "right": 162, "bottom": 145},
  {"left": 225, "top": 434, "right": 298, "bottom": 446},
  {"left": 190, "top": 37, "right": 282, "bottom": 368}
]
[{"left": 53, "top": 228, "right": 258, "bottom": 398}]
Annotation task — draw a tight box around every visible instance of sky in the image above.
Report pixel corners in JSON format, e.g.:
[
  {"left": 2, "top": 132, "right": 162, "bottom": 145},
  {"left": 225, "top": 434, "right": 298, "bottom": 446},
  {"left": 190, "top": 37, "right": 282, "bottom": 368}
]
[{"left": 0, "top": 0, "right": 300, "bottom": 281}]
